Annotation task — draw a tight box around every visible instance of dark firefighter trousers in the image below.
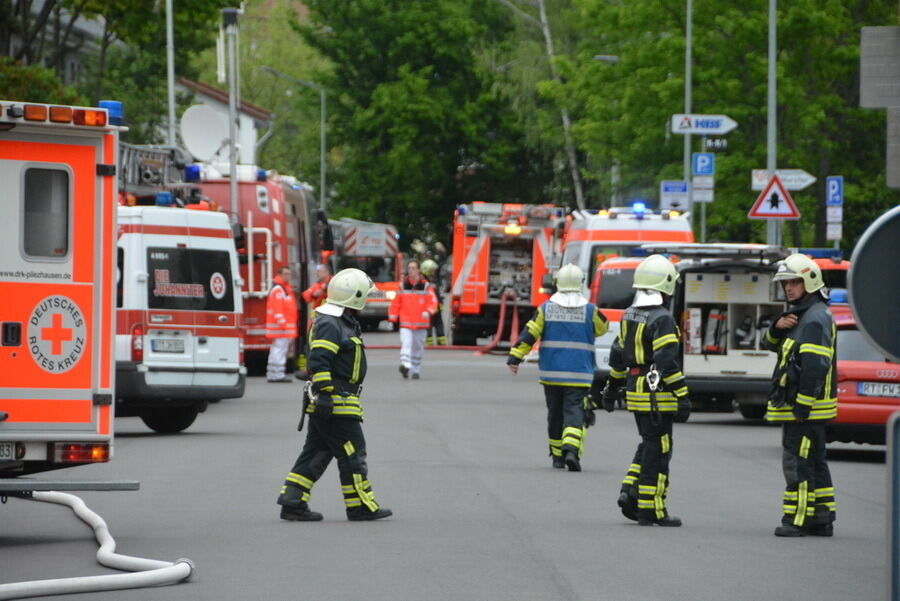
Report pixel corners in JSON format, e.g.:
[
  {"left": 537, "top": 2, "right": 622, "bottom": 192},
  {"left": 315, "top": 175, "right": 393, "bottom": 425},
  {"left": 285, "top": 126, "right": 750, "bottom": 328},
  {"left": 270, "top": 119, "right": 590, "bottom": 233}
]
[
  {"left": 620, "top": 412, "right": 674, "bottom": 520},
  {"left": 278, "top": 415, "right": 380, "bottom": 517},
  {"left": 781, "top": 421, "right": 835, "bottom": 527},
  {"left": 544, "top": 385, "right": 587, "bottom": 459}
]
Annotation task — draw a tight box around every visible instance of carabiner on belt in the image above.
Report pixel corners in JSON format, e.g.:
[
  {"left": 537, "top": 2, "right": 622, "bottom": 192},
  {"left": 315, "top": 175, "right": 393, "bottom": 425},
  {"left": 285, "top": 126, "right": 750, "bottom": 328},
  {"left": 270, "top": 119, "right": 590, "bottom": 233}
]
[{"left": 646, "top": 364, "right": 661, "bottom": 392}]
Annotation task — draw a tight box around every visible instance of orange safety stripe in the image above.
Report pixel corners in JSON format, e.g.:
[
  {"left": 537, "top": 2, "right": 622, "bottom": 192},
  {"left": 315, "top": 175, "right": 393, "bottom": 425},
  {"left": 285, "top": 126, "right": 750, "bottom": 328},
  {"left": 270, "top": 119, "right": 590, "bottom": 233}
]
[
  {"left": 2, "top": 399, "right": 93, "bottom": 423},
  {"left": 98, "top": 405, "right": 110, "bottom": 435},
  {"left": 566, "top": 229, "right": 694, "bottom": 242},
  {"left": 101, "top": 132, "right": 115, "bottom": 390},
  {"left": 117, "top": 224, "right": 232, "bottom": 239}
]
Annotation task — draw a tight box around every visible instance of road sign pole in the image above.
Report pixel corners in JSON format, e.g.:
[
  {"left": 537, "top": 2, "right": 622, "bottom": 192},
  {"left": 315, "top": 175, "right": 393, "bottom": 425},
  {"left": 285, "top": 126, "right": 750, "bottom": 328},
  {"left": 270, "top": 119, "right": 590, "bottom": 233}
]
[
  {"left": 701, "top": 135, "right": 707, "bottom": 242},
  {"left": 766, "top": 0, "right": 779, "bottom": 246},
  {"left": 685, "top": 0, "right": 693, "bottom": 230}
]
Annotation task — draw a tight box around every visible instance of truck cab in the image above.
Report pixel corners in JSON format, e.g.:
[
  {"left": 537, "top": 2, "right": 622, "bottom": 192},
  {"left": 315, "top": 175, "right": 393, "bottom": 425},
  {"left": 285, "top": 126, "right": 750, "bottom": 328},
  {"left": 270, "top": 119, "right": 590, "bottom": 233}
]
[{"left": 591, "top": 243, "right": 790, "bottom": 417}]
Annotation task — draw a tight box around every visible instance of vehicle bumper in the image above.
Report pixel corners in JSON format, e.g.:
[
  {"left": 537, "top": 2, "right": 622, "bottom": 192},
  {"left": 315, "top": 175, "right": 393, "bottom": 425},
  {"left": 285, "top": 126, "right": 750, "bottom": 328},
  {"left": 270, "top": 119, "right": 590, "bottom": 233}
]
[
  {"left": 116, "top": 361, "right": 246, "bottom": 403},
  {"left": 360, "top": 301, "right": 389, "bottom": 319}
]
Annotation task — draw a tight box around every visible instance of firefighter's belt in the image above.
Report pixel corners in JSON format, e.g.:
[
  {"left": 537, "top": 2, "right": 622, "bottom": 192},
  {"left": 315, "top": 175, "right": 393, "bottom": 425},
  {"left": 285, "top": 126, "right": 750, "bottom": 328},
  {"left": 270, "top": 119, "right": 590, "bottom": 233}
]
[
  {"left": 629, "top": 366, "right": 653, "bottom": 376},
  {"left": 330, "top": 380, "right": 363, "bottom": 396}
]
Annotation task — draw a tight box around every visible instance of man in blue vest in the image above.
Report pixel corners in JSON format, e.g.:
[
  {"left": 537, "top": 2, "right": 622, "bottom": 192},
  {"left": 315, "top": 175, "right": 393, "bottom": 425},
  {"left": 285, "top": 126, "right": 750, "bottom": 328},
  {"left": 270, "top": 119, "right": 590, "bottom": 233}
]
[{"left": 507, "top": 263, "right": 609, "bottom": 471}]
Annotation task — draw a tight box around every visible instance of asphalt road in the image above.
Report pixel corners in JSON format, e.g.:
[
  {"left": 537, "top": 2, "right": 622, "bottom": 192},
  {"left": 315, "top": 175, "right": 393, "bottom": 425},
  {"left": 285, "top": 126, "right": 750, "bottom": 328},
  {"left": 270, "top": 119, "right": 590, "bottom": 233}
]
[{"left": 0, "top": 331, "right": 891, "bottom": 601}]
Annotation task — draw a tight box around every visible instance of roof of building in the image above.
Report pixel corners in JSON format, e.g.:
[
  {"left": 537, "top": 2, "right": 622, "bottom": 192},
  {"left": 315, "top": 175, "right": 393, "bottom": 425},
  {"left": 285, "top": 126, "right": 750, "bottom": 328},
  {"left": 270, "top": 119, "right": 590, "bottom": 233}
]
[{"left": 177, "top": 77, "right": 273, "bottom": 121}]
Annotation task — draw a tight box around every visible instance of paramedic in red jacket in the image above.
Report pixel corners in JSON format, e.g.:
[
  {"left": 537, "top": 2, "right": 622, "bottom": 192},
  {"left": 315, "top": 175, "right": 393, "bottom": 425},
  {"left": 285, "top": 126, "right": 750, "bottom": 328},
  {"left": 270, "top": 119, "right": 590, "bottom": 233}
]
[
  {"left": 302, "top": 264, "right": 331, "bottom": 310},
  {"left": 388, "top": 260, "right": 437, "bottom": 379},
  {"left": 266, "top": 267, "right": 298, "bottom": 382}
]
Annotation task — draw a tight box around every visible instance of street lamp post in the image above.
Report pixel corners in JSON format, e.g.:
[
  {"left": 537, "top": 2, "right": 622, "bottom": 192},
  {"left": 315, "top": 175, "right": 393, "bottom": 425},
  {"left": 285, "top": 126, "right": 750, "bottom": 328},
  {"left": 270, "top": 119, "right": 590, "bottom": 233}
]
[{"left": 260, "top": 66, "right": 328, "bottom": 211}]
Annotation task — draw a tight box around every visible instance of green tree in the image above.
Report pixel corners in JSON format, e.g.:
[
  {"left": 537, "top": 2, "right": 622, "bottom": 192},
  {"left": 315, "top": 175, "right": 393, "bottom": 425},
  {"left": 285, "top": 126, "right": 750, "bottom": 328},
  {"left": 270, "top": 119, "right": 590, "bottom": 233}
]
[{"left": 0, "top": 55, "right": 82, "bottom": 104}]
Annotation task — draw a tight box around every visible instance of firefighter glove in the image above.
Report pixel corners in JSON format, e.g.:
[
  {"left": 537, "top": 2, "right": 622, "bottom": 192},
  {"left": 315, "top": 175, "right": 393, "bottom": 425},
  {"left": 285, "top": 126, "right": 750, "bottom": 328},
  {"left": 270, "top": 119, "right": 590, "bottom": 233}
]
[
  {"left": 601, "top": 381, "right": 623, "bottom": 413},
  {"left": 314, "top": 394, "right": 334, "bottom": 418},
  {"left": 792, "top": 402, "right": 811, "bottom": 421},
  {"left": 675, "top": 397, "right": 691, "bottom": 422},
  {"left": 582, "top": 396, "right": 597, "bottom": 428}
]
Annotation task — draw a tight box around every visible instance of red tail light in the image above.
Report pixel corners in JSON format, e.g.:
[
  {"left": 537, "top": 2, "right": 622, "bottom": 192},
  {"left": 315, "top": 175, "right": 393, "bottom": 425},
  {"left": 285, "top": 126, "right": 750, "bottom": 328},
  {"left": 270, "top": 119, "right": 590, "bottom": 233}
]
[
  {"left": 131, "top": 323, "right": 144, "bottom": 362},
  {"left": 49, "top": 443, "right": 110, "bottom": 464}
]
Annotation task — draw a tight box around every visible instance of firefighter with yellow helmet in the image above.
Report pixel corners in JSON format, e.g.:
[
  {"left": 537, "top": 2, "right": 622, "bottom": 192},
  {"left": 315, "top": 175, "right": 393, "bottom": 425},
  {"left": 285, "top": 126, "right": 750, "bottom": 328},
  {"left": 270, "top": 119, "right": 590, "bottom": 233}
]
[
  {"left": 763, "top": 253, "right": 837, "bottom": 537},
  {"left": 603, "top": 254, "right": 689, "bottom": 526},
  {"left": 507, "top": 263, "right": 609, "bottom": 471},
  {"left": 276, "top": 268, "right": 392, "bottom": 522},
  {"left": 420, "top": 258, "right": 447, "bottom": 345}
]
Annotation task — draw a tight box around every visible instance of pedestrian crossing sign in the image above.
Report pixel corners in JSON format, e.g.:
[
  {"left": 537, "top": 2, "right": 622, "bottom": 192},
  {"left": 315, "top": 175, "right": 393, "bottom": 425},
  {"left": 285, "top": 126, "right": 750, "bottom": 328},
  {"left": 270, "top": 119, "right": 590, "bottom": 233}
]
[{"left": 748, "top": 174, "right": 800, "bottom": 219}]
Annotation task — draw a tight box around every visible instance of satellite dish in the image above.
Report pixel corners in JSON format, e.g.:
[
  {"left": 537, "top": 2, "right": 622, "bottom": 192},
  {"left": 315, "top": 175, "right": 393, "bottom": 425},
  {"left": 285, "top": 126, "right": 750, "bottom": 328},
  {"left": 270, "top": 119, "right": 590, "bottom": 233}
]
[
  {"left": 849, "top": 204, "right": 900, "bottom": 362},
  {"left": 180, "top": 104, "right": 228, "bottom": 161}
]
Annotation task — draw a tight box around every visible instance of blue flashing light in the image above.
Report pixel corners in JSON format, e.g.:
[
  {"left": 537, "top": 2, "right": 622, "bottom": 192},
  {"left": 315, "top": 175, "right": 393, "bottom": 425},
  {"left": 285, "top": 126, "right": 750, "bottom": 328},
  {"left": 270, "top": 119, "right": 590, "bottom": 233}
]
[
  {"left": 184, "top": 164, "right": 201, "bottom": 182},
  {"left": 256, "top": 169, "right": 267, "bottom": 182},
  {"left": 155, "top": 191, "right": 175, "bottom": 206},
  {"left": 800, "top": 248, "right": 843, "bottom": 260},
  {"left": 98, "top": 100, "right": 124, "bottom": 125},
  {"left": 829, "top": 288, "right": 848, "bottom": 303},
  {"left": 632, "top": 201, "right": 647, "bottom": 219},
  {"left": 458, "top": 206, "right": 467, "bottom": 215}
]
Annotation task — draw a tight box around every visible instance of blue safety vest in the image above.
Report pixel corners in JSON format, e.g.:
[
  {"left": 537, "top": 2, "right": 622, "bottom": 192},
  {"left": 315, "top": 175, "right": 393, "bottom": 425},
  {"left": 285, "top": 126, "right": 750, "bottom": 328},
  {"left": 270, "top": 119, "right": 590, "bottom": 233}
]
[{"left": 537, "top": 301, "right": 597, "bottom": 387}]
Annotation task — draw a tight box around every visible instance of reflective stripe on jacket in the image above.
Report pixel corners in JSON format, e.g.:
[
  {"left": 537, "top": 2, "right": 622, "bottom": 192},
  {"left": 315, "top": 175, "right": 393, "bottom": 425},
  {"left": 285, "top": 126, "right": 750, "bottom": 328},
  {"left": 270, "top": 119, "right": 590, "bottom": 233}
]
[
  {"left": 762, "top": 297, "right": 838, "bottom": 422},
  {"left": 388, "top": 278, "right": 437, "bottom": 329},
  {"left": 306, "top": 312, "right": 367, "bottom": 420},
  {"left": 607, "top": 304, "right": 688, "bottom": 412},
  {"left": 266, "top": 276, "right": 298, "bottom": 339},
  {"left": 509, "top": 301, "right": 609, "bottom": 387}
]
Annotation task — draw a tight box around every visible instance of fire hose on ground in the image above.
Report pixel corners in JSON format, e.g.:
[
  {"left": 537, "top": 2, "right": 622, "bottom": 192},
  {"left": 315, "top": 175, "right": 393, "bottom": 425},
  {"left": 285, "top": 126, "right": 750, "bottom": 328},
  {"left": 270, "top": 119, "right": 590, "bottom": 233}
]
[
  {"left": 475, "top": 289, "right": 519, "bottom": 356},
  {"left": 0, "top": 491, "right": 194, "bottom": 600}
]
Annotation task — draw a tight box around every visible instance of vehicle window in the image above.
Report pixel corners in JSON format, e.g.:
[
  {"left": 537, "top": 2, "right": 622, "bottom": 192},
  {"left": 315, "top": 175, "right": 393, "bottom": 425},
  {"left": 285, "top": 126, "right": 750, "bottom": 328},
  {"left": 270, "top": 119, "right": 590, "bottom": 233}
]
[
  {"left": 23, "top": 168, "right": 69, "bottom": 259},
  {"left": 338, "top": 256, "right": 395, "bottom": 283},
  {"left": 836, "top": 328, "right": 893, "bottom": 363},
  {"left": 147, "top": 247, "right": 234, "bottom": 311},
  {"left": 595, "top": 268, "right": 636, "bottom": 309},
  {"left": 588, "top": 244, "right": 632, "bottom": 272},
  {"left": 116, "top": 247, "right": 124, "bottom": 308},
  {"left": 822, "top": 268, "right": 847, "bottom": 289}
]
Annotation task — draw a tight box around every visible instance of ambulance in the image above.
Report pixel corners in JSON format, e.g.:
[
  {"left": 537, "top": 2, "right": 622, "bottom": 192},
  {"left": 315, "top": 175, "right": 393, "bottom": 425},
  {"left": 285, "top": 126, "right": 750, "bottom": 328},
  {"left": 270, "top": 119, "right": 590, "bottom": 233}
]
[
  {"left": 561, "top": 205, "right": 694, "bottom": 294},
  {"left": 115, "top": 204, "right": 245, "bottom": 433},
  {"left": 0, "top": 99, "right": 120, "bottom": 475}
]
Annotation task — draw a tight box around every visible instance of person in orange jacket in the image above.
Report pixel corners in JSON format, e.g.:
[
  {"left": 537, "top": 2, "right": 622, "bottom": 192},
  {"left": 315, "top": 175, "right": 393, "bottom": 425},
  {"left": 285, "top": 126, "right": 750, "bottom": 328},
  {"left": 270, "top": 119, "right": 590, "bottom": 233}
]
[
  {"left": 388, "top": 260, "right": 437, "bottom": 379},
  {"left": 266, "top": 266, "right": 298, "bottom": 382},
  {"left": 302, "top": 264, "right": 332, "bottom": 310}
]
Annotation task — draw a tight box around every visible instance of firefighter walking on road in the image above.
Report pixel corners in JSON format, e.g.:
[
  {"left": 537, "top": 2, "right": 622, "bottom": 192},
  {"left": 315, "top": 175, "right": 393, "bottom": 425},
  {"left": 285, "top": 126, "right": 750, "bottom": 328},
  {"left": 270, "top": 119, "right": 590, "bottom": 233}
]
[
  {"left": 420, "top": 258, "right": 447, "bottom": 346},
  {"left": 389, "top": 260, "right": 438, "bottom": 379},
  {"left": 603, "top": 254, "right": 690, "bottom": 526},
  {"left": 276, "top": 268, "right": 392, "bottom": 522},
  {"left": 507, "top": 264, "right": 609, "bottom": 471},
  {"left": 266, "top": 266, "right": 298, "bottom": 383},
  {"left": 763, "top": 253, "right": 837, "bottom": 537}
]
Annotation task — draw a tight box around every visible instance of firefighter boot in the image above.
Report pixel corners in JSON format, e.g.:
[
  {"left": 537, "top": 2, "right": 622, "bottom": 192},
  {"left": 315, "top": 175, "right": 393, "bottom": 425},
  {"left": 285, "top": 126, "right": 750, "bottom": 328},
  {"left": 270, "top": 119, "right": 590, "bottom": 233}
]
[
  {"left": 774, "top": 524, "right": 805, "bottom": 537},
  {"left": 564, "top": 450, "right": 581, "bottom": 472},
  {"left": 280, "top": 505, "right": 323, "bottom": 522},
  {"left": 552, "top": 455, "right": 565, "bottom": 469},
  {"left": 638, "top": 514, "right": 682, "bottom": 527},
  {"left": 806, "top": 506, "right": 835, "bottom": 537},
  {"left": 617, "top": 491, "right": 638, "bottom": 522},
  {"left": 347, "top": 507, "right": 393, "bottom": 521}
]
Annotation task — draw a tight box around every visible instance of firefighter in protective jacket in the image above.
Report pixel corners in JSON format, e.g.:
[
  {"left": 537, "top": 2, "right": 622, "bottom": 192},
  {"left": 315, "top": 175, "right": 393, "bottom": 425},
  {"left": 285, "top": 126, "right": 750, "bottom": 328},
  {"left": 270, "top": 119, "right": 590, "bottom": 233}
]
[
  {"left": 276, "top": 268, "right": 392, "bottom": 522},
  {"left": 763, "top": 253, "right": 837, "bottom": 537},
  {"left": 604, "top": 254, "right": 690, "bottom": 527},
  {"left": 507, "top": 264, "right": 609, "bottom": 471}
]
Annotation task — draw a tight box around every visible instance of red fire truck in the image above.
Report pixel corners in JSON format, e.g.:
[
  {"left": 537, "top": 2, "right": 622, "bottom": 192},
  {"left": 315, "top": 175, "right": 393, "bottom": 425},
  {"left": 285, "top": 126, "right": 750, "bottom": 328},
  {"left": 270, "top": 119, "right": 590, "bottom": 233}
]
[
  {"left": 449, "top": 202, "right": 565, "bottom": 346},
  {"left": 194, "top": 164, "right": 330, "bottom": 371}
]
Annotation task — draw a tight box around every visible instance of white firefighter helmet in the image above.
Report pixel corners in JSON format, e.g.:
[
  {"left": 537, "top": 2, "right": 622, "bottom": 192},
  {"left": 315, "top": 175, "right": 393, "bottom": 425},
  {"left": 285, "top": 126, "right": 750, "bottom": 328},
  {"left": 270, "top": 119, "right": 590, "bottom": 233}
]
[
  {"left": 772, "top": 253, "right": 824, "bottom": 294},
  {"left": 633, "top": 254, "right": 679, "bottom": 296},
  {"left": 326, "top": 268, "right": 376, "bottom": 311},
  {"left": 555, "top": 263, "right": 585, "bottom": 292},
  {"left": 421, "top": 259, "right": 438, "bottom": 277}
]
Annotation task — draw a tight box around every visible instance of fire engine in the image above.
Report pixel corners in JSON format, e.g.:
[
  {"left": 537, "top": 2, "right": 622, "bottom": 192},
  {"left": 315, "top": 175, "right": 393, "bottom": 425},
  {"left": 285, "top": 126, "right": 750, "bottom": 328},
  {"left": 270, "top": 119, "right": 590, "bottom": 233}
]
[
  {"left": 193, "top": 164, "right": 330, "bottom": 371},
  {"left": 450, "top": 202, "right": 564, "bottom": 346},
  {"left": 0, "top": 99, "right": 121, "bottom": 475},
  {"left": 561, "top": 205, "right": 694, "bottom": 293},
  {"left": 329, "top": 218, "right": 402, "bottom": 330}
]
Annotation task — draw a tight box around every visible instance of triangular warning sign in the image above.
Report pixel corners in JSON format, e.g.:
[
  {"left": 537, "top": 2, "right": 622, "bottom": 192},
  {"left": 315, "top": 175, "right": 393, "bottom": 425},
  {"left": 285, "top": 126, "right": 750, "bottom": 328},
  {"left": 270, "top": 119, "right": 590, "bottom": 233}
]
[{"left": 748, "top": 174, "right": 800, "bottom": 219}]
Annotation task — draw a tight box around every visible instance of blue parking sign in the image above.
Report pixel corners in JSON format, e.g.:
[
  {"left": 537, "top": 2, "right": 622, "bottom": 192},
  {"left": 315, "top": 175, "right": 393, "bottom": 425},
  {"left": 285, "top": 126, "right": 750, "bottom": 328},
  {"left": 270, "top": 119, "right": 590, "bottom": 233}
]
[
  {"left": 826, "top": 176, "right": 843, "bottom": 206},
  {"left": 692, "top": 152, "right": 715, "bottom": 176}
]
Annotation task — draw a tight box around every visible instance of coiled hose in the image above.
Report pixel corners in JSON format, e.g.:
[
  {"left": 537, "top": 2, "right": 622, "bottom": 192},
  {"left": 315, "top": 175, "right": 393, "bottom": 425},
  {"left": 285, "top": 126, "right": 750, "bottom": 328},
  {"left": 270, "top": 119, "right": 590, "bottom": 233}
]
[{"left": 0, "top": 491, "right": 193, "bottom": 600}]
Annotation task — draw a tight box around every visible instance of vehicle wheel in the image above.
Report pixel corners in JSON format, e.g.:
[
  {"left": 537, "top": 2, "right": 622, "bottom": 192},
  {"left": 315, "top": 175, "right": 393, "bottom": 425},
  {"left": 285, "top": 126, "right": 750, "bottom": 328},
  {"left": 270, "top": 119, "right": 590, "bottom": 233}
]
[
  {"left": 139, "top": 406, "right": 199, "bottom": 433},
  {"left": 737, "top": 403, "right": 766, "bottom": 419}
]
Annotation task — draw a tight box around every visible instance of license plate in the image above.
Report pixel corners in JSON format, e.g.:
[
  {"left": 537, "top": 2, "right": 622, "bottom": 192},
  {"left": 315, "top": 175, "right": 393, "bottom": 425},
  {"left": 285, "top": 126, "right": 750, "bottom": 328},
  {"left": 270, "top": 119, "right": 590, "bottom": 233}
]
[
  {"left": 858, "top": 381, "right": 900, "bottom": 398},
  {"left": 0, "top": 442, "right": 14, "bottom": 461},
  {"left": 151, "top": 338, "right": 185, "bottom": 353}
]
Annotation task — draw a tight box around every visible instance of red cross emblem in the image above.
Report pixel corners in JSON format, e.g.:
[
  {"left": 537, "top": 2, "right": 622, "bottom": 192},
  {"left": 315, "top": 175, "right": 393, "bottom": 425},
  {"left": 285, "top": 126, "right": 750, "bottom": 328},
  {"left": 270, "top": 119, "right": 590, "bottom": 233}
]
[{"left": 41, "top": 313, "right": 72, "bottom": 356}]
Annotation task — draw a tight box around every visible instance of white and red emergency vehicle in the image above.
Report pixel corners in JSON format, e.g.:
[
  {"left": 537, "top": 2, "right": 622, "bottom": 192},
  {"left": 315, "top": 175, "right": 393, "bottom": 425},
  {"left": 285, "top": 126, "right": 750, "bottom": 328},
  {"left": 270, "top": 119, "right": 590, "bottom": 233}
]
[
  {"left": 0, "top": 99, "right": 120, "bottom": 475},
  {"left": 450, "top": 202, "right": 564, "bottom": 345},
  {"left": 115, "top": 204, "right": 245, "bottom": 433},
  {"left": 561, "top": 205, "right": 694, "bottom": 293},
  {"left": 329, "top": 218, "right": 402, "bottom": 330},
  {"left": 194, "top": 165, "right": 328, "bottom": 371}
]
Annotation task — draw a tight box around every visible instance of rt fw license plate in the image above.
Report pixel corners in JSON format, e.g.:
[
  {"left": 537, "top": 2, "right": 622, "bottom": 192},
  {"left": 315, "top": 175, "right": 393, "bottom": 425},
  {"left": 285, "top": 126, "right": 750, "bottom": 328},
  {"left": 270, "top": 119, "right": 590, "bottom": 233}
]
[
  {"left": 858, "top": 382, "right": 900, "bottom": 398},
  {"left": 0, "top": 442, "right": 14, "bottom": 461},
  {"left": 151, "top": 338, "right": 185, "bottom": 353}
]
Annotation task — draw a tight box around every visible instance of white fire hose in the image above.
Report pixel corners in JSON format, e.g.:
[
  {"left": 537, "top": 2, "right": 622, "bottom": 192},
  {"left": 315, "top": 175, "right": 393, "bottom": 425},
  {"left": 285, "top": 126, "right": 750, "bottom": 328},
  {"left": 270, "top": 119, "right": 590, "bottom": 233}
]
[{"left": 0, "top": 491, "right": 193, "bottom": 600}]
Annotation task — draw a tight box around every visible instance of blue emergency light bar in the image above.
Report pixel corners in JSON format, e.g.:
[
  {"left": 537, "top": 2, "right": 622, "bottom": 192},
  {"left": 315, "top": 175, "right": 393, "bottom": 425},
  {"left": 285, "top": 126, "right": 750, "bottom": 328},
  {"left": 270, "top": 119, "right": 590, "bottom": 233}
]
[
  {"left": 828, "top": 288, "right": 848, "bottom": 303},
  {"left": 799, "top": 248, "right": 844, "bottom": 260},
  {"left": 98, "top": 100, "right": 123, "bottom": 125}
]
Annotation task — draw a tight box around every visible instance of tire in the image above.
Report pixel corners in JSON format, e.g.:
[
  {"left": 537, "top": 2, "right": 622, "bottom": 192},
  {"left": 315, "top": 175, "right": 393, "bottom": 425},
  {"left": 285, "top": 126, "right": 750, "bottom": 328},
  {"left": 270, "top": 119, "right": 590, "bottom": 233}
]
[
  {"left": 737, "top": 403, "right": 766, "bottom": 419},
  {"left": 139, "top": 406, "right": 199, "bottom": 433}
]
